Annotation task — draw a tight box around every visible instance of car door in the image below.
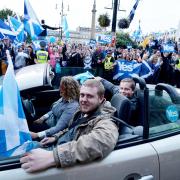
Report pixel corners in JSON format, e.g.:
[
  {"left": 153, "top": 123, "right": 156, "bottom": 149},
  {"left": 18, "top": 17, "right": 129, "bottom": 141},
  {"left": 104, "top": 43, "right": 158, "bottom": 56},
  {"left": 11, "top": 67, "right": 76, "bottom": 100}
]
[
  {"left": 0, "top": 142, "right": 159, "bottom": 180},
  {"left": 148, "top": 87, "right": 180, "bottom": 180},
  {"left": 151, "top": 134, "right": 180, "bottom": 180}
]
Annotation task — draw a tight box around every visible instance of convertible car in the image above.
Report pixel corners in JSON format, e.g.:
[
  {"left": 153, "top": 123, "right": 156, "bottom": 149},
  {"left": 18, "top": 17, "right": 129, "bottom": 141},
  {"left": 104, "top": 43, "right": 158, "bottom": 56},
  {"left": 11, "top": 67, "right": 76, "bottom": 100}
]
[{"left": 0, "top": 64, "right": 180, "bottom": 180}]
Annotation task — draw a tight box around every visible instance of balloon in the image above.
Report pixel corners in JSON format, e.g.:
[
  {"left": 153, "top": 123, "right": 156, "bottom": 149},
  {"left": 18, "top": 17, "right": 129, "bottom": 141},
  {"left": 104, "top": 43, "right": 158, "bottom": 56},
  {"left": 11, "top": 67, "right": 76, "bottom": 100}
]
[{"left": 49, "top": 36, "right": 56, "bottom": 43}]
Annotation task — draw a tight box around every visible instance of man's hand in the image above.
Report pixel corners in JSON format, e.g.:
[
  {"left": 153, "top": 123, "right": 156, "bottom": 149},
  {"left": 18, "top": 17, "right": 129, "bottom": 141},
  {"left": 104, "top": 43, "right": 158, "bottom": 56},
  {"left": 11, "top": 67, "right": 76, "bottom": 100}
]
[
  {"left": 94, "top": 76, "right": 102, "bottom": 81},
  {"left": 20, "top": 148, "right": 56, "bottom": 173},
  {"left": 40, "top": 137, "right": 56, "bottom": 147},
  {"left": 30, "top": 131, "right": 38, "bottom": 139}
]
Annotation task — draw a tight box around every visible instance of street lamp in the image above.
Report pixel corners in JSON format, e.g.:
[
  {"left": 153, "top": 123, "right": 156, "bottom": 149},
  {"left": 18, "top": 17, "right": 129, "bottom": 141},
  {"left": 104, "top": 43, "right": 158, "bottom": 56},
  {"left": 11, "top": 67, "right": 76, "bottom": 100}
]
[
  {"left": 55, "top": 0, "right": 69, "bottom": 40},
  {"left": 105, "top": 0, "right": 126, "bottom": 35}
]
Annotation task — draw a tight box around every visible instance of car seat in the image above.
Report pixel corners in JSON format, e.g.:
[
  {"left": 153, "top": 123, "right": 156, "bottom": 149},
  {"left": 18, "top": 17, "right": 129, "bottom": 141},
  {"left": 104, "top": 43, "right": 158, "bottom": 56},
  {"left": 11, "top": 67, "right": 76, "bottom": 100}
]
[
  {"left": 110, "top": 93, "right": 131, "bottom": 124},
  {"left": 131, "top": 77, "right": 147, "bottom": 126}
]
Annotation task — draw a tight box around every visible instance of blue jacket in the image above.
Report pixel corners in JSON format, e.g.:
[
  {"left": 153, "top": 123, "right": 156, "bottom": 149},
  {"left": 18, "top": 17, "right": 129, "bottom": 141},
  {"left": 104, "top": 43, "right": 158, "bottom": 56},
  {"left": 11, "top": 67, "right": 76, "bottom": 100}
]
[{"left": 44, "top": 98, "right": 79, "bottom": 136}]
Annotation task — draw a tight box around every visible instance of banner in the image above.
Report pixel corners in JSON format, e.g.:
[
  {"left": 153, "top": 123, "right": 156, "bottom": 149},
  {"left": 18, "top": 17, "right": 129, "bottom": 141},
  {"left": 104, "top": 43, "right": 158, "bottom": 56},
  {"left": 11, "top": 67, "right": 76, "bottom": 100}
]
[
  {"left": 162, "top": 44, "right": 175, "bottom": 53},
  {"left": 113, "top": 59, "right": 152, "bottom": 80},
  {"left": 96, "top": 34, "right": 112, "bottom": 44}
]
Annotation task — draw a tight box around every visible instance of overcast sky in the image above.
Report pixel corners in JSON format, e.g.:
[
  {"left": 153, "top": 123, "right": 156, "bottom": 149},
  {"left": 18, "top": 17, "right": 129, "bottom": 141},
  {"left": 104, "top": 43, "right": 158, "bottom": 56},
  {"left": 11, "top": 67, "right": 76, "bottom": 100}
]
[{"left": 1, "top": 0, "right": 180, "bottom": 34}]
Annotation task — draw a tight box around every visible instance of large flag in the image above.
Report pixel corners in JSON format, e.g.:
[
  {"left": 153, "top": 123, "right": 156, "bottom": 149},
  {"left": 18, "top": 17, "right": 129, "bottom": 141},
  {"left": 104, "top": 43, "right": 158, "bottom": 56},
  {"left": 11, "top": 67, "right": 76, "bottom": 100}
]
[
  {"left": 0, "top": 51, "right": 32, "bottom": 158},
  {"left": 8, "top": 16, "right": 24, "bottom": 42},
  {"left": 62, "top": 16, "right": 70, "bottom": 39},
  {"left": 0, "top": 19, "right": 16, "bottom": 41},
  {"left": 24, "top": 0, "right": 44, "bottom": 40},
  {"left": 128, "top": 0, "right": 140, "bottom": 24},
  {"left": 113, "top": 59, "right": 152, "bottom": 81}
]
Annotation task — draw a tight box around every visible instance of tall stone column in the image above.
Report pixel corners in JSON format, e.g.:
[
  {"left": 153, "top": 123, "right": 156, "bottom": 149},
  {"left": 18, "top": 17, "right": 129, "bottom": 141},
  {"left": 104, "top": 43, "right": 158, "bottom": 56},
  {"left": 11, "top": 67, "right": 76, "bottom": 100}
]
[{"left": 90, "top": 0, "right": 97, "bottom": 40}]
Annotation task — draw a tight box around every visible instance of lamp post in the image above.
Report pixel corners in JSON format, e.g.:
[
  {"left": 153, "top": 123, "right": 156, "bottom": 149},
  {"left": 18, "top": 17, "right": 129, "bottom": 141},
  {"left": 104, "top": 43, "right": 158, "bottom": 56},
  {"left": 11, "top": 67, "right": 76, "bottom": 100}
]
[
  {"left": 55, "top": 0, "right": 69, "bottom": 40},
  {"left": 111, "top": 0, "right": 118, "bottom": 36}
]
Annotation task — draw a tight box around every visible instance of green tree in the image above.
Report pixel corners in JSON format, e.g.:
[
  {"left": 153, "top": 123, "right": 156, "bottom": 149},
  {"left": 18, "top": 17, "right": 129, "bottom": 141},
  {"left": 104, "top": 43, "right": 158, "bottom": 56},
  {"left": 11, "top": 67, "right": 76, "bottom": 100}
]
[
  {"left": 0, "top": 8, "right": 15, "bottom": 21},
  {"left": 116, "top": 32, "right": 138, "bottom": 48},
  {"left": 98, "top": 13, "right": 111, "bottom": 28}
]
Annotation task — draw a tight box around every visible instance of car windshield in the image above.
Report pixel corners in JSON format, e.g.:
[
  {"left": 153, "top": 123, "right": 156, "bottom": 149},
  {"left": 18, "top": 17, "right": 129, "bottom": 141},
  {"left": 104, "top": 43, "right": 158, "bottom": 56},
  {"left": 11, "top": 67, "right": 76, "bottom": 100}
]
[{"left": 149, "top": 89, "right": 180, "bottom": 135}]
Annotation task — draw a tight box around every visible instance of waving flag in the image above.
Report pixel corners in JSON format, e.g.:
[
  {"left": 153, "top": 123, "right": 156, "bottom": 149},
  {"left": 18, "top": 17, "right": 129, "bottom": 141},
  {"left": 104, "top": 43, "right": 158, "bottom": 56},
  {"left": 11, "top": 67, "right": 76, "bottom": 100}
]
[
  {"left": 131, "top": 23, "right": 142, "bottom": 42},
  {"left": 24, "top": 0, "right": 44, "bottom": 40},
  {"left": 74, "top": 71, "right": 94, "bottom": 84},
  {"left": 62, "top": 16, "right": 70, "bottom": 39},
  {"left": 128, "top": 0, "right": 140, "bottom": 24},
  {"left": 0, "top": 19, "right": 16, "bottom": 41},
  {"left": 8, "top": 16, "right": 24, "bottom": 42},
  {"left": 0, "top": 51, "right": 32, "bottom": 158},
  {"left": 113, "top": 59, "right": 152, "bottom": 81}
]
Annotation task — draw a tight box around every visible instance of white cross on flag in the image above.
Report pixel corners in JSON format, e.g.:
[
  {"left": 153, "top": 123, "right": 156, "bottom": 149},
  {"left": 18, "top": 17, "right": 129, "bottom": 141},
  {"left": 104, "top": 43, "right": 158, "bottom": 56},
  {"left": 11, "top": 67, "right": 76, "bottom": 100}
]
[{"left": 0, "top": 51, "right": 32, "bottom": 157}]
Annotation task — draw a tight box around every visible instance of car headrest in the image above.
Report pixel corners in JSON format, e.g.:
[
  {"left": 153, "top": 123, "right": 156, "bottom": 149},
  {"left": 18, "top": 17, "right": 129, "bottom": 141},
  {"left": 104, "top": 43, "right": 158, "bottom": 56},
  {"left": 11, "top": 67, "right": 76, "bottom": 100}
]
[
  {"left": 132, "top": 77, "right": 146, "bottom": 90},
  {"left": 155, "top": 83, "right": 180, "bottom": 103},
  {"left": 111, "top": 94, "right": 131, "bottom": 122}
]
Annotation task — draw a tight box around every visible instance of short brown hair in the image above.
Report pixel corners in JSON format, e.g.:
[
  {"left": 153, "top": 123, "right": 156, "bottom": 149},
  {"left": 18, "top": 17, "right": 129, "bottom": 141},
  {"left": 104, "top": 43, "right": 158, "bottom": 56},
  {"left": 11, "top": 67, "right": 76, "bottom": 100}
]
[
  {"left": 82, "top": 79, "right": 105, "bottom": 98},
  {"left": 120, "top": 78, "right": 135, "bottom": 91}
]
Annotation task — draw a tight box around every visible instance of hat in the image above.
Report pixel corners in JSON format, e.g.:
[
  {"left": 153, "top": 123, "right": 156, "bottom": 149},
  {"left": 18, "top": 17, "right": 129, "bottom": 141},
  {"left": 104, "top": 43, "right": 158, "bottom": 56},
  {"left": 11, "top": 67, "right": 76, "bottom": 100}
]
[{"left": 40, "top": 40, "right": 46, "bottom": 48}]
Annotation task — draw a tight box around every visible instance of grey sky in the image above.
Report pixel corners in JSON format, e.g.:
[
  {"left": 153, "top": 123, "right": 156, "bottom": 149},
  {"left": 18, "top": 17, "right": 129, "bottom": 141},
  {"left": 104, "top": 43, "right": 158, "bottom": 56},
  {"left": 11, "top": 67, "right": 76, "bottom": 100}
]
[{"left": 1, "top": 0, "right": 180, "bottom": 34}]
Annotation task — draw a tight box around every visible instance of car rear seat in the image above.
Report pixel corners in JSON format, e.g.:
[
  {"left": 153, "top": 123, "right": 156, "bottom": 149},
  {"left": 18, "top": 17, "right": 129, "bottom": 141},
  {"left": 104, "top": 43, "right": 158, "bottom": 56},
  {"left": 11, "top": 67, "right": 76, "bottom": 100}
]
[
  {"left": 110, "top": 93, "right": 131, "bottom": 124},
  {"left": 110, "top": 93, "right": 143, "bottom": 147}
]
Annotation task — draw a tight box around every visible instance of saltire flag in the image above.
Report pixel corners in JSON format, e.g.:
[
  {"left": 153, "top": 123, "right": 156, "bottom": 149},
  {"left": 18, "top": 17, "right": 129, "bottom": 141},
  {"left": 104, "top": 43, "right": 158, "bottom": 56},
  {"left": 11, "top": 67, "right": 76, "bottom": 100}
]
[
  {"left": 8, "top": 16, "right": 24, "bottom": 42},
  {"left": 24, "top": 0, "right": 44, "bottom": 40},
  {"left": 62, "top": 16, "right": 70, "bottom": 39},
  {"left": 74, "top": 71, "right": 94, "bottom": 84},
  {"left": 0, "top": 51, "right": 33, "bottom": 158},
  {"left": 132, "top": 23, "right": 142, "bottom": 42},
  {"left": 0, "top": 19, "right": 16, "bottom": 41},
  {"left": 139, "top": 60, "right": 153, "bottom": 79},
  {"left": 113, "top": 59, "right": 152, "bottom": 81},
  {"left": 128, "top": 0, "right": 140, "bottom": 24}
]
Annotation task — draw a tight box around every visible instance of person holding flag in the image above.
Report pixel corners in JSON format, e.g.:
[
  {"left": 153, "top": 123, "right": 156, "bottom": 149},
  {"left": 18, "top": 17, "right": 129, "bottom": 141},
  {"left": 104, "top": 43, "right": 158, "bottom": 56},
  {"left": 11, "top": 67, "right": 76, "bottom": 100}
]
[{"left": 39, "top": 19, "right": 61, "bottom": 39}]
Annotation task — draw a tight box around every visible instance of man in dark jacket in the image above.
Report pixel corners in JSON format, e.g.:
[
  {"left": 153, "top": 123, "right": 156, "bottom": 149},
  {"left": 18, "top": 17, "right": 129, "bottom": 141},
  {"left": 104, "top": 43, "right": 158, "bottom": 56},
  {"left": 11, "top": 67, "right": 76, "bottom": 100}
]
[
  {"left": 39, "top": 19, "right": 60, "bottom": 38},
  {"left": 95, "top": 77, "right": 140, "bottom": 126}
]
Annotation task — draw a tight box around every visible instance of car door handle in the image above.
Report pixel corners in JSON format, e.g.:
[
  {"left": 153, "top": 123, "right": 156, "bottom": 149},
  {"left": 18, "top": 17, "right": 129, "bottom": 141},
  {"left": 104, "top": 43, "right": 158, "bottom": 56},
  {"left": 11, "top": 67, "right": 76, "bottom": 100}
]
[{"left": 138, "top": 175, "right": 154, "bottom": 180}]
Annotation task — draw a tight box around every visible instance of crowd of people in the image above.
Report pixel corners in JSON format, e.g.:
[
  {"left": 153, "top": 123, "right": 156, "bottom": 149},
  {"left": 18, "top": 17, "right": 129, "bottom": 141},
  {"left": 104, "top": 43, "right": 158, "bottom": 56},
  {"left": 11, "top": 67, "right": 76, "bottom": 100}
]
[{"left": 0, "top": 35, "right": 179, "bottom": 87}]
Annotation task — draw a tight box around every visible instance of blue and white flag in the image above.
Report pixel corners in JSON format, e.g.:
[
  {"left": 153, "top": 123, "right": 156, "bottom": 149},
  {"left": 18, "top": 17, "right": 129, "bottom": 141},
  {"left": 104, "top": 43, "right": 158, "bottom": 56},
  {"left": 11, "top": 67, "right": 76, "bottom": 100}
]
[
  {"left": 113, "top": 59, "right": 141, "bottom": 80},
  {"left": 96, "top": 34, "right": 112, "bottom": 44},
  {"left": 128, "top": 0, "right": 140, "bottom": 24},
  {"left": 74, "top": 71, "right": 94, "bottom": 84},
  {"left": 113, "top": 59, "right": 152, "bottom": 80},
  {"left": 0, "top": 19, "right": 16, "bottom": 41},
  {"left": 139, "top": 60, "right": 153, "bottom": 79},
  {"left": 24, "top": 0, "right": 44, "bottom": 40},
  {"left": 8, "top": 16, "right": 24, "bottom": 42},
  {"left": 0, "top": 51, "right": 32, "bottom": 158},
  {"left": 131, "top": 23, "right": 142, "bottom": 41},
  {"left": 162, "top": 43, "right": 175, "bottom": 53},
  {"left": 62, "top": 16, "right": 70, "bottom": 39}
]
